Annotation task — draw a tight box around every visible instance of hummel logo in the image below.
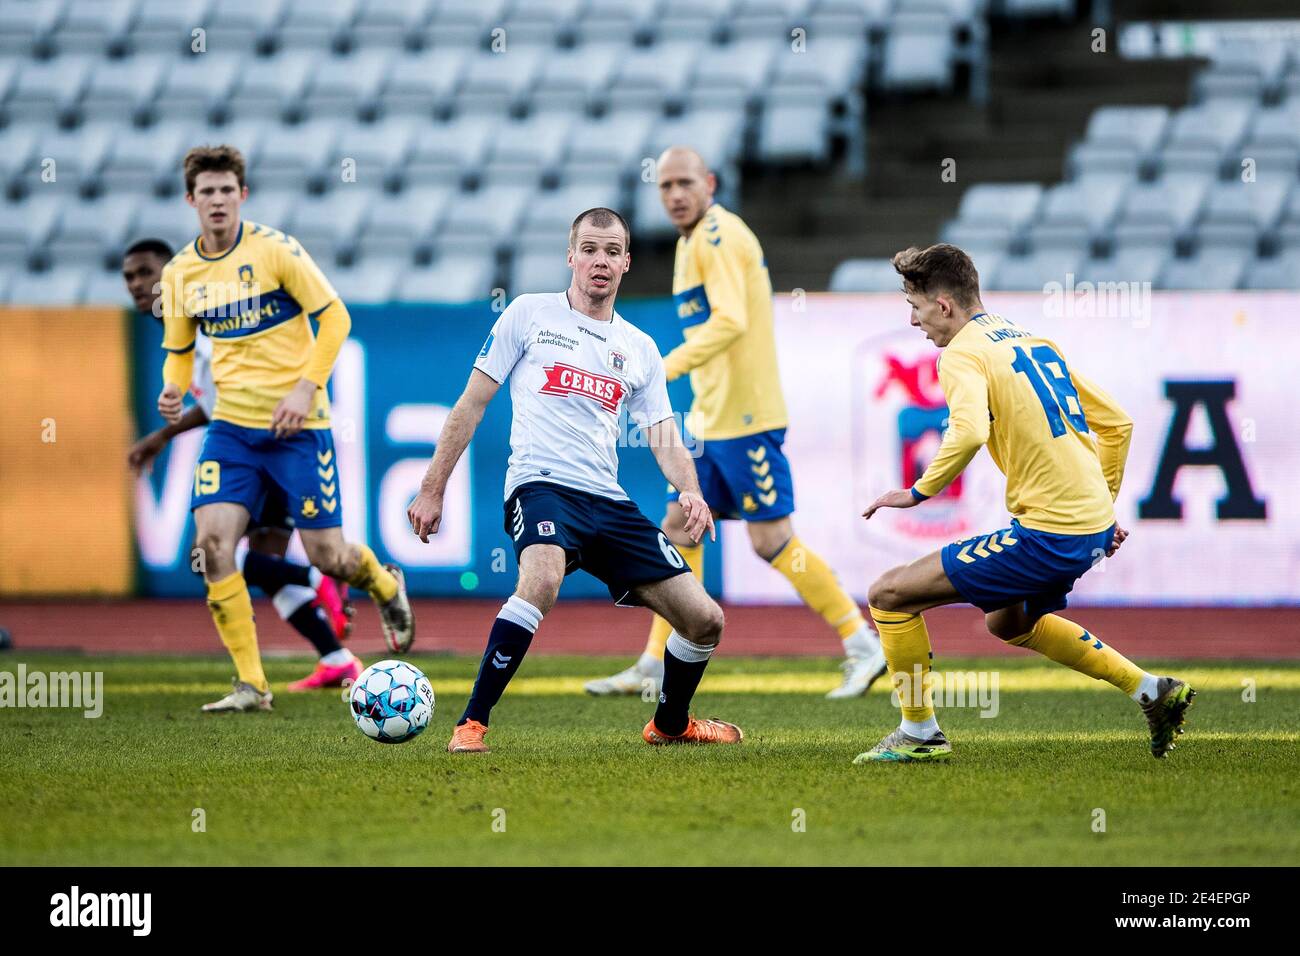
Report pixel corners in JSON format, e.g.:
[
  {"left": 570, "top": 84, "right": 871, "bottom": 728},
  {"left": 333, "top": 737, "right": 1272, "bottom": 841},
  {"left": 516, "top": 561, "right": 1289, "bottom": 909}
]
[{"left": 492, "top": 651, "right": 512, "bottom": 670}]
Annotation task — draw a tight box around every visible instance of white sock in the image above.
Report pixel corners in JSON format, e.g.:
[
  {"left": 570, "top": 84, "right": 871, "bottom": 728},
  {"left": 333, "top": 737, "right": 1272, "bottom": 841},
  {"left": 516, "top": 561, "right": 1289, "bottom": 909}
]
[
  {"left": 272, "top": 584, "right": 316, "bottom": 619},
  {"left": 901, "top": 715, "right": 941, "bottom": 739},
  {"left": 320, "top": 649, "right": 352, "bottom": 667},
  {"left": 499, "top": 594, "right": 543, "bottom": 633},
  {"left": 636, "top": 652, "right": 664, "bottom": 677},
  {"left": 666, "top": 631, "right": 714, "bottom": 663},
  {"left": 842, "top": 623, "right": 882, "bottom": 657},
  {"left": 308, "top": 566, "right": 323, "bottom": 589},
  {"left": 1131, "top": 672, "right": 1161, "bottom": 703}
]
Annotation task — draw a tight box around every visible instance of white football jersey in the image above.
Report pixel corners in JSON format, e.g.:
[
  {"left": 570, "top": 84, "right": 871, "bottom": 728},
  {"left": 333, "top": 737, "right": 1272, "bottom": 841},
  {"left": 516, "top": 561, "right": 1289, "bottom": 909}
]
[
  {"left": 190, "top": 332, "right": 216, "bottom": 421},
  {"left": 474, "top": 292, "right": 674, "bottom": 501}
]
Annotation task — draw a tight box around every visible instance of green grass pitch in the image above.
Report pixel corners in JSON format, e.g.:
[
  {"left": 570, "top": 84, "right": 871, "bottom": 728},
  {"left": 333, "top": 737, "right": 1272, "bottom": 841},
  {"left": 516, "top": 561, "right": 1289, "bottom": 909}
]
[{"left": 3, "top": 653, "right": 1298, "bottom": 866}]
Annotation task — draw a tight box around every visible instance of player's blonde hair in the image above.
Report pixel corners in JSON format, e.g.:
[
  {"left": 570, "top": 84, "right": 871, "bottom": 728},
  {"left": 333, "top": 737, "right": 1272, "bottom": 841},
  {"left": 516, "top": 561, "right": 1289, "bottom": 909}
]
[
  {"left": 183, "top": 144, "right": 247, "bottom": 195},
  {"left": 892, "top": 243, "right": 981, "bottom": 308}
]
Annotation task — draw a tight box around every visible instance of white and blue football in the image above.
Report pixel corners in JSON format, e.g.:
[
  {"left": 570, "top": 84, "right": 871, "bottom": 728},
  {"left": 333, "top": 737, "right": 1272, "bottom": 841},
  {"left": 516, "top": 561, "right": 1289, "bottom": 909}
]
[{"left": 349, "top": 660, "right": 434, "bottom": 744}]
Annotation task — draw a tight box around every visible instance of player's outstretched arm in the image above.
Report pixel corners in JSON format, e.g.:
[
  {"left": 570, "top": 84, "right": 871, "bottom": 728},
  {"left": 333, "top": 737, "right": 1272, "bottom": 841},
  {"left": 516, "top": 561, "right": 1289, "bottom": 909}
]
[
  {"left": 129, "top": 405, "right": 209, "bottom": 474},
  {"left": 408, "top": 369, "right": 500, "bottom": 542},
  {"left": 645, "top": 417, "right": 715, "bottom": 543}
]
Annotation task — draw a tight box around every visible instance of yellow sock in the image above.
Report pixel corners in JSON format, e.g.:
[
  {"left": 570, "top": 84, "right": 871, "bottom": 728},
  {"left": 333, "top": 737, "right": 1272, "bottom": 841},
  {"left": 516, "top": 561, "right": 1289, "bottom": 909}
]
[
  {"left": 869, "top": 604, "right": 934, "bottom": 722},
  {"left": 770, "top": 536, "right": 865, "bottom": 638},
  {"left": 644, "top": 542, "right": 703, "bottom": 661},
  {"left": 1003, "top": 614, "right": 1144, "bottom": 696},
  {"left": 206, "top": 571, "right": 268, "bottom": 693},
  {"left": 347, "top": 544, "right": 398, "bottom": 603}
]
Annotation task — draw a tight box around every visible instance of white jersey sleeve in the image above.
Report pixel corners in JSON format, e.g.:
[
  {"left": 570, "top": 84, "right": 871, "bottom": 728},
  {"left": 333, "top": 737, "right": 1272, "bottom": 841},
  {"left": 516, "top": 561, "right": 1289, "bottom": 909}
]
[
  {"left": 473, "top": 300, "right": 530, "bottom": 384},
  {"left": 624, "top": 336, "right": 673, "bottom": 429},
  {"left": 190, "top": 332, "right": 216, "bottom": 421}
]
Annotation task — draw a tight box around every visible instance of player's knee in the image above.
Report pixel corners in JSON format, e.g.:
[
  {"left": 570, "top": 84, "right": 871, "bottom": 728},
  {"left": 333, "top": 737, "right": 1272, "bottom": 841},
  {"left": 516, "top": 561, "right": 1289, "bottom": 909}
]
[
  {"left": 868, "top": 570, "right": 906, "bottom": 612},
  {"left": 195, "top": 532, "right": 236, "bottom": 578},
  {"left": 680, "top": 600, "right": 725, "bottom": 645},
  {"left": 987, "top": 617, "right": 1023, "bottom": 641},
  {"left": 518, "top": 570, "right": 563, "bottom": 614},
  {"left": 306, "top": 541, "right": 349, "bottom": 578}
]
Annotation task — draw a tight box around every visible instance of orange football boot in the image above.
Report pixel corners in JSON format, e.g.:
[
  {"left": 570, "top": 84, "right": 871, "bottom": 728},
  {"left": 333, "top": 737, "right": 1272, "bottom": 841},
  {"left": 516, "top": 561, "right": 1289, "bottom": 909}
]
[
  {"left": 447, "top": 719, "right": 490, "bottom": 753},
  {"left": 642, "top": 716, "right": 744, "bottom": 745}
]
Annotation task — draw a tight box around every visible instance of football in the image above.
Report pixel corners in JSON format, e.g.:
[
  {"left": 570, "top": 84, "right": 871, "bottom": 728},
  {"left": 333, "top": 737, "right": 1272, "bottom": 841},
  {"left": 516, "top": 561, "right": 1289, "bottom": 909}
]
[{"left": 348, "top": 660, "right": 434, "bottom": 744}]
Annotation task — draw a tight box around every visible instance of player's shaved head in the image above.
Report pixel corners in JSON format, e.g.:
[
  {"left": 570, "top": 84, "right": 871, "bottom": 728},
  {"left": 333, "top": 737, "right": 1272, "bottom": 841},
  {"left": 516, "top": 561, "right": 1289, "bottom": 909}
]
[
  {"left": 569, "top": 207, "right": 630, "bottom": 252},
  {"left": 657, "top": 146, "right": 717, "bottom": 236}
]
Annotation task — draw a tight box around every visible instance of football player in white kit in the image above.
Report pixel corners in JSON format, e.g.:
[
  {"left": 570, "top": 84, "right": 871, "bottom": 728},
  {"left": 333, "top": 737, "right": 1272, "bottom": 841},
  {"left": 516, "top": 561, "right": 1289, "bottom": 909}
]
[
  {"left": 123, "top": 238, "right": 362, "bottom": 698},
  {"left": 407, "top": 209, "right": 744, "bottom": 753}
]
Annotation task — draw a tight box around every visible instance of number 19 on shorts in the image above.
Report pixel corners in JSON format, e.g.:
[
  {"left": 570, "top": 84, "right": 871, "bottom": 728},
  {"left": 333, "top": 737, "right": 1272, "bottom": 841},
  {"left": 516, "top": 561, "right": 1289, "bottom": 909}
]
[{"left": 194, "top": 460, "right": 221, "bottom": 496}]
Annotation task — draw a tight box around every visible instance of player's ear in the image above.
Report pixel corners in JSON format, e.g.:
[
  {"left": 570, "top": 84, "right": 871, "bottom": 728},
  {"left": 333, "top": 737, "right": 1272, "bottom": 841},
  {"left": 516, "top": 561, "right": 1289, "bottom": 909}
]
[
  {"left": 239, "top": 185, "right": 249, "bottom": 201},
  {"left": 185, "top": 191, "right": 197, "bottom": 209},
  {"left": 621, "top": 252, "right": 630, "bottom": 273}
]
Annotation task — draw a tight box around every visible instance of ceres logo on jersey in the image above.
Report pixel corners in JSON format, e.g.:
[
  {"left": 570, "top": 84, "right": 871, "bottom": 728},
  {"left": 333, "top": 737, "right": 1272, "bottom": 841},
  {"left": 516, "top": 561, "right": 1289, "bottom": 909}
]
[{"left": 539, "top": 363, "right": 625, "bottom": 413}]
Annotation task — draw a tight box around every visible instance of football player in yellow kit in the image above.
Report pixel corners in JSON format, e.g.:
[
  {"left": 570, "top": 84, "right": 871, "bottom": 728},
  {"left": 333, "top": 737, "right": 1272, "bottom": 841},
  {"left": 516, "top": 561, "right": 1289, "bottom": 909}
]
[
  {"left": 857, "top": 244, "right": 1193, "bottom": 762},
  {"left": 585, "top": 146, "right": 886, "bottom": 700},
  {"left": 157, "top": 145, "right": 413, "bottom": 712}
]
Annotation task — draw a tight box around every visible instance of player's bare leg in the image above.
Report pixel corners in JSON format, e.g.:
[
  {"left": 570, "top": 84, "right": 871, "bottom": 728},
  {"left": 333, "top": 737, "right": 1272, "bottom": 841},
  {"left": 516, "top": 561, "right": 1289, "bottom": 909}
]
[
  {"left": 299, "top": 527, "right": 413, "bottom": 653},
  {"left": 985, "top": 604, "right": 1194, "bottom": 759},
  {"left": 449, "top": 544, "right": 566, "bottom": 753},
  {"left": 584, "top": 499, "right": 701, "bottom": 697},
  {"left": 746, "top": 515, "right": 887, "bottom": 700},
  {"left": 632, "top": 572, "right": 742, "bottom": 745},
  {"left": 194, "top": 502, "right": 273, "bottom": 712}
]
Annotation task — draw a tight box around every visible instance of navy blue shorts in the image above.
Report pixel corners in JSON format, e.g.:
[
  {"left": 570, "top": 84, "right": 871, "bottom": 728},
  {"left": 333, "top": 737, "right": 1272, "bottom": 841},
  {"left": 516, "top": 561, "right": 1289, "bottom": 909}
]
[
  {"left": 505, "top": 481, "right": 690, "bottom": 606},
  {"left": 941, "top": 519, "right": 1117, "bottom": 617},
  {"left": 667, "top": 428, "right": 794, "bottom": 521},
  {"left": 192, "top": 420, "right": 341, "bottom": 529},
  {"left": 249, "top": 485, "right": 295, "bottom": 534}
]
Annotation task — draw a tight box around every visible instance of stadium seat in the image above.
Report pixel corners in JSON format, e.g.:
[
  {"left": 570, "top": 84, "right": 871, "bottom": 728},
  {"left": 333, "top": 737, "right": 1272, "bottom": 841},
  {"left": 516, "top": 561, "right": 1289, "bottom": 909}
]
[
  {"left": 828, "top": 258, "right": 900, "bottom": 292},
  {"left": 1117, "top": 179, "right": 1211, "bottom": 240},
  {"left": 0, "top": 125, "right": 41, "bottom": 192},
  {"left": 332, "top": 117, "right": 419, "bottom": 188},
  {"left": 939, "top": 220, "right": 1016, "bottom": 257},
  {"left": 530, "top": 44, "right": 624, "bottom": 115},
  {"left": 153, "top": 53, "right": 244, "bottom": 123},
  {"left": 563, "top": 111, "right": 658, "bottom": 181},
  {"left": 225, "top": 51, "right": 315, "bottom": 121},
  {"left": 509, "top": 235, "right": 576, "bottom": 296},
  {"left": 1161, "top": 102, "right": 1253, "bottom": 163},
  {"left": 646, "top": 107, "right": 747, "bottom": 175},
  {"left": 1158, "top": 247, "right": 1251, "bottom": 291},
  {"left": 806, "top": 0, "right": 892, "bottom": 40},
  {"left": 687, "top": 38, "right": 782, "bottom": 110},
  {"left": 413, "top": 0, "right": 513, "bottom": 50},
  {"left": 458, "top": 46, "right": 546, "bottom": 116},
  {"left": 398, "top": 251, "right": 497, "bottom": 303},
  {"left": 5, "top": 55, "right": 94, "bottom": 123},
  {"left": 82, "top": 265, "right": 132, "bottom": 306},
  {"left": 609, "top": 42, "right": 699, "bottom": 110},
  {"left": 1083, "top": 106, "right": 1169, "bottom": 161},
  {"left": 572, "top": 0, "right": 660, "bottom": 45},
  {"left": 1242, "top": 250, "right": 1300, "bottom": 290},
  {"left": 287, "top": 187, "right": 371, "bottom": 263},
  {"left": 770, "top": 35, "right": 869, "bottom": 103},
  {"left": 757, "top": 85, "right": 833, "bottom": 164},
  {"left": 952, "top": 183, "right": 1042, "bottom": 232},
  {"left": 240, "top": 188, "right": 300, "bottom": 236},
  {"left": 99, "top": 120, "right": 194, "bottom": 200},
  {"left": 52, "top": 0, "right": 139, "bottom": 55},
  {"left": 657, "top": 0, "right": 732, "bottom": 43},
  {"left": 405, "top": 114, "right": 500, "bottom": 187},
  {"left": 248, "top": 119, "right": 337, "bottom": 190},
  {"left": 520, "top": 181, "right": 625, "bottom": 239},
  {"left": 439, "top": 184, "right": 534, "bottom": 249},
  {"left": 200, "top": 0, "right": 288, "bottom": 55},
  {"left": 6, "top": 267, "right": 89, "bottom": 305},
  {"left": 29, "top": 122, "right": 118, "bottom": 194},
  {"left": 729, "top": 0, "right": 813, "bottom": 40},
  {"left": 275, "top": 0, "right": 359, "bottom": 52},
  {"left": 132, "top": 194, "right": 199, "bottom": 252},
  {"left": 881, "top": 14, "right": 955, "bottom": 92},
  {"left": 349, "top": 0, "right": 434, "bottom": 50},
  {"left": 0, "top": 192, "right": 67, "bottom": 263},
  {"left": 986, "top": 249, "right": 1083, "bottom": 290},
  {"left": 1193, "top": 40, "right": 1289, "bottom": 104},
  {"left": 381, "top": 48, "right": 469, "bottom": 117},
  {"left": 1065, "top": 141, "right": 1143, "bottom": 181},
  {"left": 331, "top": 254, "right": 403, "bottom": 304},
  {"left": 0, "top": 0, "right": 65, "bottom": 56},
  {"left": 484, "top": 114, "right": 577, "bottom": 187},
  {"left": 46, "top": 194, "right": 140, "bottom": 266},
  {"left": 301, "top": 50, "right": 392, "bottom": 120},
  {"left": 127, "top": 0, "right": 214, "bottom": 56},
  {"left": 498, "top": 0, "right": 584, "bottom": 47},
  {"left": 355, "top": 185, "right": 454, "bottom": 257},
  {"left": 1035, "top": 179, "right": 1128, "bottom": 241},
  {"left": 81, "top": 54, "right": 170, "bottom": 123}
]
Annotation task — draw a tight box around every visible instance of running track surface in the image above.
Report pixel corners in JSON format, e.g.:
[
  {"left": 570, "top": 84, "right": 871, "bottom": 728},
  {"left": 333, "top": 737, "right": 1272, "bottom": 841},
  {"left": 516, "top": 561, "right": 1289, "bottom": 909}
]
[{"left": 1, "top": 600, "right": 1296, "bottom": 659}]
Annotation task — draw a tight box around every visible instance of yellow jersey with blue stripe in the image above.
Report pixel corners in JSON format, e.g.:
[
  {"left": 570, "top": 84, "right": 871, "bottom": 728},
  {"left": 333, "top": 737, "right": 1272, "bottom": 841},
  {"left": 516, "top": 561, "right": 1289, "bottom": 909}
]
[
  {"left": 666, "top": 203, "right": 788, "bottom": 441},
  {"left": 912, "top": 313, "right": 1133, "bottom": 535},
  {"left": 160, "top": 220, "right": 339, "bottom": 430}
]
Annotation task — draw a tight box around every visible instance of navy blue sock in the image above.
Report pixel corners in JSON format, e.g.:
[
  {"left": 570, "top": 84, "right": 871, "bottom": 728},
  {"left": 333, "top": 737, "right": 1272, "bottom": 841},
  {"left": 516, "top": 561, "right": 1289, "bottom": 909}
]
[
  {"left": 460, "top": 597, "right": 542, "bottom": 726},
  {"left": 242, "top": 550, "right": 313, "bottom": 594},
  {"left": 288, "top": 603, "right": 342, "bottom": 657},
  {"left": 654, "top": 639, "right": 712, "bottom": 737}
]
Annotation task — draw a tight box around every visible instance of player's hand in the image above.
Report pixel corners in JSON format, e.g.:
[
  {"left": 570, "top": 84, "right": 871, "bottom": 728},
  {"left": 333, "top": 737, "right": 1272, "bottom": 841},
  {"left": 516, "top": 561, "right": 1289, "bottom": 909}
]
[
  {"left": 157, "top": 384, "right": 184, "bottom": 425},
  {"left": 128, "top": 430, "right": 169, "bottom": 475},
  {"left": 271, "top": 380, "right": 316, "bottom": 438},
  {"left": 862, "top": 488, "right": 919, "bottom": 520},
  {"left": 408, "top": 491, "right": 443, "bottom": 543},
  {"left": 1106, "top": 524, "right": 1129, "bottom": 557},
  {"left": 677, "top": 491, "right": 716, "bottom": 544}
]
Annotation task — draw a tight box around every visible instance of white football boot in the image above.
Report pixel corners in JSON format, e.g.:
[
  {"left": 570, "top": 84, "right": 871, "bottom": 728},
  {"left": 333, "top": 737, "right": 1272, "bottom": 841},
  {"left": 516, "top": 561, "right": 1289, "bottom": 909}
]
[
  {"left": 826, "top": 625, "right": 889, "bottom": 700},
  {"left": 584, "top": 656, "right": 664, "bottom": 698},
  {"left": 201, "top": 678, "right": 273, "bottom": 713},
  {"left": 377, "top": 563, "right": 415, "bottom": 653}
]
